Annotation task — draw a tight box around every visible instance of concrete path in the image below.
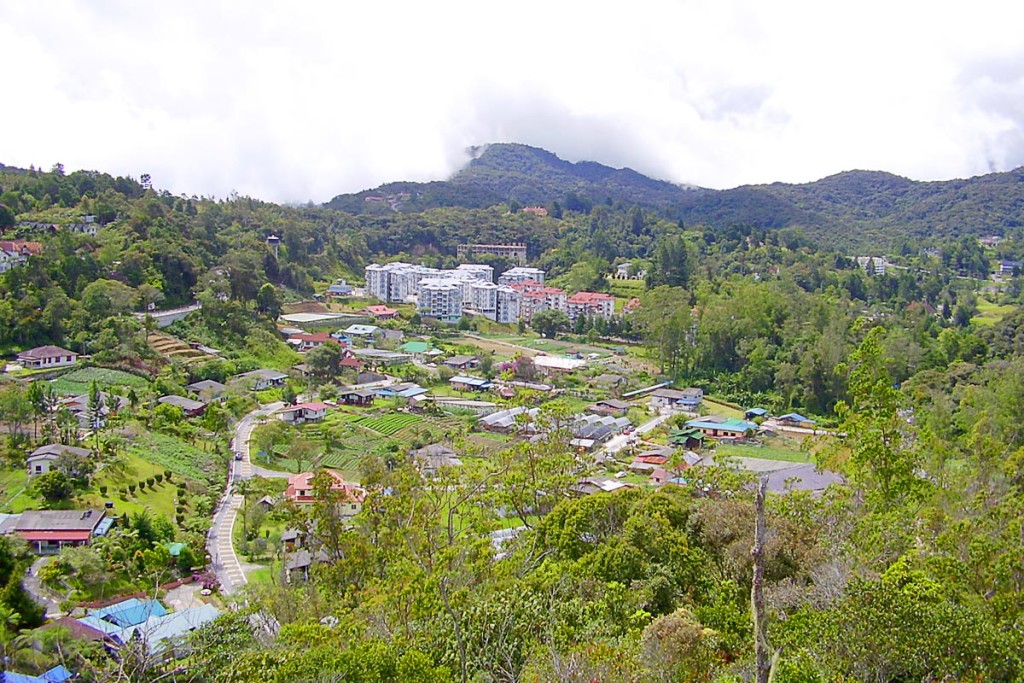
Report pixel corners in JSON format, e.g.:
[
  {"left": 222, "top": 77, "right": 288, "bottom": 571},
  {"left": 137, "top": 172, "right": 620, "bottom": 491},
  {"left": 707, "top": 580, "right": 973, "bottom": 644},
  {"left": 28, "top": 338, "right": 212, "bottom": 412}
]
[
  {"left": 205, "top": 401, "right": 283, "bottom": 595},
  {"left": 24, "top": 557, "right": 64, "bottom": 618}
]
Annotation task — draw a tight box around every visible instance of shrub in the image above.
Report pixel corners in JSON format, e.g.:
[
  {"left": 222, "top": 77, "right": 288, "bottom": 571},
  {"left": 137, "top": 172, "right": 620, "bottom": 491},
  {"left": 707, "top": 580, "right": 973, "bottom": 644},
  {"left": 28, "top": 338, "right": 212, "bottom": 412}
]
[
  {"left": 164, "top": 470, "right": 173, "bottom": 481},
  {"left": 155, "top": 474, "right": 163, "bottom": 484},
  {"left": 138, "top": 480, "right": 146, "bottom": 491},
  {"left": 128, "top": 484, "right": 137, "bottom": 495},
  {"left": 146, "top": 477, "right": 155, "bottom": 488},
  {"left": 99, "top": 485, "right": 108, "bottom": 496}
]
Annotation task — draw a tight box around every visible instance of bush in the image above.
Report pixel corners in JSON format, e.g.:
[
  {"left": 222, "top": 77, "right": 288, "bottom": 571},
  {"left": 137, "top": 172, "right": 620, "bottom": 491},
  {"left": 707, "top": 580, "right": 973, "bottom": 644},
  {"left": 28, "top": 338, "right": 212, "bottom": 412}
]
[
  {"left": 155, "top": 474, "right": 163, "bottom": 484},
  {"left": 164, "top": 470, "right": 173, "bottom": 481},
  {"left": 146, "top": 477, "right": 155, "bottom": 488},
  {"left": 138, "top": 480, "right": 147, "bottom": 491},
  {"left": 99, "top": 485, "right": 108, "bottom": 496},
  {"left": 128, "top": 484, "right": 137, "bottom": 495}
]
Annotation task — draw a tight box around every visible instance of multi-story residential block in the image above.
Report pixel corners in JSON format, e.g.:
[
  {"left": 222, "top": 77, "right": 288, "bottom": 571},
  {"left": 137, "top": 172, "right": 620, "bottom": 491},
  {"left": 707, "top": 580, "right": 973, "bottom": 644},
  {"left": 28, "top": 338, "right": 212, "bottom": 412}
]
[
  {"left": 498, "top": 267, "right": 545, "bottom": 285},
  {"left": 418, "top": 279, "right": 464, "bottom": 322},
  {"left": 456, "top": 243, "right": 527, "bottom": 265},
  {"left": 566, "top": 291, "right": 615, "bottom": 322}
]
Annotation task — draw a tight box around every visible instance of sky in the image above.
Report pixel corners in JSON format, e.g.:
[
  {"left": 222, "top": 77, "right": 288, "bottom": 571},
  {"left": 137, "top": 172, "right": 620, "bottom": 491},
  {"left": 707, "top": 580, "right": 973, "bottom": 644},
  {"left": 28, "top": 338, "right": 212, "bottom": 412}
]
[{"left": 2, "top": 0, "right": 1024, "bottom": 203}]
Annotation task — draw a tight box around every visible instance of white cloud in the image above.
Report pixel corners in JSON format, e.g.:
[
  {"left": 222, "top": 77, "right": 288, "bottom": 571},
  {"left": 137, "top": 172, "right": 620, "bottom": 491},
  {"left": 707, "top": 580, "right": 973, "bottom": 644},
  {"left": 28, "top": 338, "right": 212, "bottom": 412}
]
[{"left": 2, "top": 0, "right": 1024, "bottom": 202}]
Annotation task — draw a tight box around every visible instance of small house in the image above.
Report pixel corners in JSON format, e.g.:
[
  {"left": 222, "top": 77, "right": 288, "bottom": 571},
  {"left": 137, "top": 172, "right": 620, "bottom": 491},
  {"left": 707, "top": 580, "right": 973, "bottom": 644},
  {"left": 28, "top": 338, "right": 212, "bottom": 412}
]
[
  {"left": 443, "top": 355, "right": 478, "bottom": 371},
  {"left": 744, "top": 407, "right": 768, "bottom": 421},
  {"left": 13, "top": 509, "right": 109, "bottom": 554},
  {"left": 157, "top": 395, "right": 208, "bottom": 418},
  {"left": 186, "top": 379, "right": 227, "bottom": 401},
  {"left": 411, "top": 443, "right": 463, "bottom": 476},
  {"left": 27, "top": 444, "right": 91, "bottom": 477},
  {"left": 777, "top": 413, "right": 817, "bottom": 429},
  {"left": 277, "top": 402, "right": 329, "bottom": 424},
  {"left": 326, "top": 279, "right": 353, "bottom": 298},
  {"left": 343, "top": 324, "right": 382, "bottom": 340},
  {"left": 587, "top": 399, "right": 631, "bottom": 417},
  {"left": 450, "top": 375, "right": 492, "bottom": 392},
  {"left": 684, "top": 416, "right": 758, "bottom": 439},
  {"left": 365, "top": 305, "right": 399, "bottom": 320},
  {"left": 650, "top": 388, "right": 686, "bottom": 410},
  {"left": 285, "top": 470, "right": 364, "bottom": 513},
  {"left": 339, "top": 388, "right": 376, "bottom": 406},
  {"left": 234, "top": 369, "right": 288, "bottom": 391},
  {"left": 16, "top": 345, "right": 78, "bottom": 369},
  {"left": 678, "top": 387, "right": 703, "bottom": 411}
]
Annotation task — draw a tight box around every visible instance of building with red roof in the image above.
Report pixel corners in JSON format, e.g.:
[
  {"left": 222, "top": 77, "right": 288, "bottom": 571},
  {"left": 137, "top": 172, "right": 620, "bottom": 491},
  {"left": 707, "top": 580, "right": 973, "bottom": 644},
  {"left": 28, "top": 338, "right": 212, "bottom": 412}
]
[
  {"left": 365, "top": 304, "right": 399, "bottom": 320},
  {"left": 288, "top": 332, "right": 340, "bottom": 352},
  {"left": 566, "top": 291, "right": 615, "bottom": 322},
  {"left": 285, "top": 470, "right": 365, "bottom": 515}
]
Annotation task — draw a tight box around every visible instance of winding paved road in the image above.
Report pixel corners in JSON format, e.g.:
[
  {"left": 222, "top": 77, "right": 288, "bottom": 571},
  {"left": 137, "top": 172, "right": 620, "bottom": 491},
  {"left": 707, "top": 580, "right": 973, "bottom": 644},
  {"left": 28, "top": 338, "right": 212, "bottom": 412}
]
[{"left": 206, "top": 401, "right": 283, "bottom": 595}]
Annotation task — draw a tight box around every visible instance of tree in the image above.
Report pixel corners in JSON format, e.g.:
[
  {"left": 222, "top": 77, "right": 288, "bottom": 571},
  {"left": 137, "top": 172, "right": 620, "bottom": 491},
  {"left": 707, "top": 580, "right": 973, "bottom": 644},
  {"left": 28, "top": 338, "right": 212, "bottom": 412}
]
[
  {"left": 306, "top": 343, "right": 342, "bottom": 382},
  {"left": 0, "top": 204, "right": 15, "bottom": 230},
  {"left": 256, "top": 283, "right": 282, "bottom": 319},
  {"left": 833, "top": 327, "right": 922, "bottom": 508},
  {"left": 531, "top": 309, "right": 569, "bottom": 338},
  {"left": 33, "top": 470, "right": 72, "bottom": 502}
]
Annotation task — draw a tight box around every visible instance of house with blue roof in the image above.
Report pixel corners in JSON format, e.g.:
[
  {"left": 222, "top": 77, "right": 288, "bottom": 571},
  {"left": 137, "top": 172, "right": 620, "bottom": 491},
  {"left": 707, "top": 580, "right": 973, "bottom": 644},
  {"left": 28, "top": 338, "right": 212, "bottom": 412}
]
[
  {"left": 777, "top": 413, "right": 817, "bottom": 428},
  {"left": 1, "top": 665, "right": 74, "bottom": 683},
  {"left": 744, "top": 407, "right": 768, "bottom": 420},
  {"left": 450, "top": 375, "right": 492, "bottom": 392}
]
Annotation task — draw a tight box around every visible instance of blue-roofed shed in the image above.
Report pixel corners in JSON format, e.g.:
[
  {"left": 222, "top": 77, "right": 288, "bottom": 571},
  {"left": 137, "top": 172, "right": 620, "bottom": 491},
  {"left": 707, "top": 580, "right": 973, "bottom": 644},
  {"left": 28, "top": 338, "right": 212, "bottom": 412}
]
[
  {"left": 777, "top": 413, "right": 817, "bottom": 428},
  {"left": 744, "top": 407, "right": 768, "bottom": 419}
]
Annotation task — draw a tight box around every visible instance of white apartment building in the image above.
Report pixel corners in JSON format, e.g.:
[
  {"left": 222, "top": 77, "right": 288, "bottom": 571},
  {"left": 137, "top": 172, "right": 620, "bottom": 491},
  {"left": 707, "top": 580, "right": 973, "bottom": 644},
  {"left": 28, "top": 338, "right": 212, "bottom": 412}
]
[
  {"left": 418, "top": 279, "right": 464, "bottom": 322},
  {"left": 495, "top": 286, "right": 520, "bottom": 324},
  {"left": 498, "top": 267, "right": 545, "bottom": 285},
  {"left": 455, "top": 263, "right": 494, "bottom": 282}
]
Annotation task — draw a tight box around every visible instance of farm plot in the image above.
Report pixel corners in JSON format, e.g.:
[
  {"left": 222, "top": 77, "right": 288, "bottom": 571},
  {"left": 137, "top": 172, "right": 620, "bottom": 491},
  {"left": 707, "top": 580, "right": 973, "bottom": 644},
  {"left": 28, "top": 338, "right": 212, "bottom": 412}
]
[
  {"left": 48, "top": 367, "right": 150, "bottom": 396},
  {"left": 352, "top": 413, "right": 422, "bottom": 435}
]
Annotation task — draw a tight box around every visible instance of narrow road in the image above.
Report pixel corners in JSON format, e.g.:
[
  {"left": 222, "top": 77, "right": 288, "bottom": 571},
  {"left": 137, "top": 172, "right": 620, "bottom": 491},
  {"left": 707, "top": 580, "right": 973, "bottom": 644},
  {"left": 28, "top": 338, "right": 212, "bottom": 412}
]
[
  {"left": 206, "top": 402, "right": 283, "bottom": 595},
  {"left": 600, "top": 410, "right": 673, "bottom": 458}
]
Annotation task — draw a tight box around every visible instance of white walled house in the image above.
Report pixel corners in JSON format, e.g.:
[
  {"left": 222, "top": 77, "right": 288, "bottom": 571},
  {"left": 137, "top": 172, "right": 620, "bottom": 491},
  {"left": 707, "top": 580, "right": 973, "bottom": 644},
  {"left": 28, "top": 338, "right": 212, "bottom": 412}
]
[{"left": 16, "top": 345, "right": 79, "bottom": 369}]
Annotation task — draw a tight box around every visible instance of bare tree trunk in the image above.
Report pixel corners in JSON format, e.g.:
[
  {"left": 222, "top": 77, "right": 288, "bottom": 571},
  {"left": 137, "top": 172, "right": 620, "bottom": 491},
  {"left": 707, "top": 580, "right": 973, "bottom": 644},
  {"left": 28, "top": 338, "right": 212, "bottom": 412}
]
[{"left": 752, "top": 476, "right": 771, "bottom": 683}]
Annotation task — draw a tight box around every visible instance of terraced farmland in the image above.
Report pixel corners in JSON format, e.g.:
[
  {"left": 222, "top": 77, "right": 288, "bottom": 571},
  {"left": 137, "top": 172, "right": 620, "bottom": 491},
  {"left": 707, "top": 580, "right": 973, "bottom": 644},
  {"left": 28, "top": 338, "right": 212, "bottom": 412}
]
[
  {"left": 352, "top": 413, "right": 422, "bottom": 435},
  {"left": 147, "top": 331, "right": 218, "bottom": 364}
]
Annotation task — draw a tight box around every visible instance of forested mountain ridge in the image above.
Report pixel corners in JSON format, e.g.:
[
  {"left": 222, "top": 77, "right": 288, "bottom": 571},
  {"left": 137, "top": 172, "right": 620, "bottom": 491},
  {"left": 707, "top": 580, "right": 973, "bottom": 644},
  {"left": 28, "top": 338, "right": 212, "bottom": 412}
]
[
  {"left": 324, "top": 143, "right": 704, "bottom": 213},
  {"left": 327, "top": 143, "right": 1024, "bottom": 249}
]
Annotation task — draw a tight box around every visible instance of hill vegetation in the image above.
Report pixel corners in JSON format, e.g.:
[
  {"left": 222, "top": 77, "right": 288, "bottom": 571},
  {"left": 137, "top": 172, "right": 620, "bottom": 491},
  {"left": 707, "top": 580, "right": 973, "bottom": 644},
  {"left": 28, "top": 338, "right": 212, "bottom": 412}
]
[{"left": 327, "top": 143, "right": 1024, "bottom": 250}]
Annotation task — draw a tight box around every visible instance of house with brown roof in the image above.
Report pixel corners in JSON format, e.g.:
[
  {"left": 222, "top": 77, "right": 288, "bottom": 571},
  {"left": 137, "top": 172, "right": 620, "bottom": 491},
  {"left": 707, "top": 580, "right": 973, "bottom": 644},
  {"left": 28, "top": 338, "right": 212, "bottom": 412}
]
[
  {"left": 157, "top": 395, "right": 208, "bottom": 418},
  {"left": 365, "top": 304, "right": 399, "bottom": 320},
  {"left": 12, "top": 509, "right": 107, "bottom": 554},
  {"left": 27, "top": 443, "right": 91, "bottom": 477},
  {"left": 16, "top": 345, "right": 79, "bottom": 369}
]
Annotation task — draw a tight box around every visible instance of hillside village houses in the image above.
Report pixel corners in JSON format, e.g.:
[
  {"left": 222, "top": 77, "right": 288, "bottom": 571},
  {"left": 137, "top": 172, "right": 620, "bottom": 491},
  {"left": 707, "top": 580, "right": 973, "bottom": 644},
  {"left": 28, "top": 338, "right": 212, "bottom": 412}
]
[{"left": 0, "top": 239, "right": 43, "bottom": 273}]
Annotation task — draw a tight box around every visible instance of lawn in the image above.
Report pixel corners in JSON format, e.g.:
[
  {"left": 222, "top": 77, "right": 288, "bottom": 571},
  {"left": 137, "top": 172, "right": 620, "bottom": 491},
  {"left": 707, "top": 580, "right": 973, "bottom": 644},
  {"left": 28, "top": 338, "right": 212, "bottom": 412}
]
[
  {"left": 703, "top": 397, "right": 746, "bottom": 419},
  {"left": 47, "top": 367, "right": 150, "bottom": 396},
  {"left": 972, "top": 298, "right": 1017, "bottom": 326},
  {"left": 84, "top": 453, "right": 182, "bottom": 519},
  {"left": 0, "top": 468, "right": 32, "bottom": 512},
  {"left": 0, "top": 452, "right": 189, "bottom": 519},
  {"left": 716, "top": 440, "right": 812, "bottom": 463}
]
